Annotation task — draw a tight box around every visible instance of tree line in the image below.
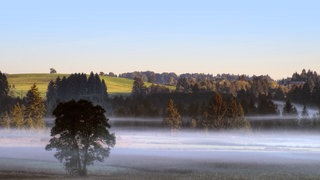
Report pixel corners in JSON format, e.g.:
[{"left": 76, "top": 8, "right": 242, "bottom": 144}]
[
  {"left": 1, "top": 69, "right": 320, "bottom": 130},
  {"left": 0, "top": 82, "right": 46, "bottom": 129},
  {"left": 46, "top": 72, "right": 108, "bottom": 115}
]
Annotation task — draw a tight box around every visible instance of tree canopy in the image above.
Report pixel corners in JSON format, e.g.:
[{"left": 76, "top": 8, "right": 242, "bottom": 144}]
[{"left": 46, "top": 99, "right": 115, "bottom": 176}]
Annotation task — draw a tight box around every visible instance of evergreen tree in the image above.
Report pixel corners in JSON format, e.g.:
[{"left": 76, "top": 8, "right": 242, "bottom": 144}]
[
  {"left": 257, "top": 95, "right": 278, "bottom": 115},
  {"left": 24, "top": 84, "right": 46, "bottom": 128},
  {"left": 301, "top": 105, "right": 309, "bottom": 118},
  {"left": 202, "top": 92, "right": 227, "bottom": 129},
  {"left": 225, "top": 98, "right": 250, "bottom": 129},
  {"left": 101, "top": 79, "right": 108, "bottom": 97},
  {"left": 163, "top": 99, "right": 182, "bottom": 131},
  {"left": 87, "top": 72, "right": 96, "bottom": 95},
  {"left": 0, "top": 71, "right": 9, "bottom": 97},
  {"left": 46, "top": 80, "right": 58, "bottom": 115},
  {"left": 131, "top": 77, "right": 147, "bottom": 97},
  {"left": 0, "top": 111, "right": 11, "bottom": 128},
  {"left": 201, "top": 93, "right": 250, "bottom": 129},
  {"left": 12, "top": 103, "right": 25, "bottom": 128},
  {"left": 283, "top": 99, "right": 297, "bottom": 116}
]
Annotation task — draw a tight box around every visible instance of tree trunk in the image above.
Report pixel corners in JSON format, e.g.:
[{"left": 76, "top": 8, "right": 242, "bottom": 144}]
[{"left": 81, "top": 146, "right": 89, "bottom": 176}]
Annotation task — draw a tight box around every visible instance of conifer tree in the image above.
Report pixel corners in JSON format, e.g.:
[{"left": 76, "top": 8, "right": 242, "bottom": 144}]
[
  {"left": 0, "top": 71, "right": 9, "bottom": 97},
  {"left": 46, "top": 80, "right": 57, "bottom": 115},
  {"left": 1, "top": 111, "right": 11, "bottom": 128},
  {"left": 226, "top": 97, "right": 250, "bottom": 129},
  {"left": 12, "top": 103, "right": 25, "bottom": 128},
  {"left": 163, "top": 99, "right": 182, "bottom": 131},
  {"left": 131, "top": 77, "right": 147, "bottom": 97},
  {"left": 283, "top": 99, "right": 297, "bottom": 116},
  {"left": 24, "top": 84, "right": 46, "bottom": 128},
  {"left": 301, "top": 105, "right": 309, "bottom": 118},
  {"left": 203, "top": 92, "right": 227, "bottom": 129}
]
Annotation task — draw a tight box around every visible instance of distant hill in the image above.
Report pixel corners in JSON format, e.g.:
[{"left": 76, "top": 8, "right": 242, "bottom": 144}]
[{"left": 7, "top": 73, "right": 174, "bottom": 98}]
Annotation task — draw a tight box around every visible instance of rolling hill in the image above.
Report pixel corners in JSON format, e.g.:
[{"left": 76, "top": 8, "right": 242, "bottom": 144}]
[{"left": 7, "top": 73, "right": 174, "bottom": 98}]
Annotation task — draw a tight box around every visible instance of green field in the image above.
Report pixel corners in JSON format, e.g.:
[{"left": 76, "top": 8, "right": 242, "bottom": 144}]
[{"left": 7, "top": 73, "right": 174, "bottom": 98}]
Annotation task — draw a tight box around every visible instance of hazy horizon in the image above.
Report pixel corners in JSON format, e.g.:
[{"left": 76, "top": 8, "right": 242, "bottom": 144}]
[{"left": 1, "top": 1, "right": 320, "bottom": 80}]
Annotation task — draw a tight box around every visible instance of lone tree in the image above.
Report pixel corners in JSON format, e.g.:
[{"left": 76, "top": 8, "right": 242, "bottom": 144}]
[
  {"left": 163, "top": 99, "right": 182, "bottom": 131},
  {"left": 46, "top": 99, "right": 115, "bottom": 176},
  {"left": 50, "top": 68, "right": 57, "bottom": 74}
]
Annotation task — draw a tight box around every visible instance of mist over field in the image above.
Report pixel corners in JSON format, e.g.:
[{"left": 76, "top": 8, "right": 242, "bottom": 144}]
[{"left": 1, "top": 117, "right": 320, "bottom": 178}]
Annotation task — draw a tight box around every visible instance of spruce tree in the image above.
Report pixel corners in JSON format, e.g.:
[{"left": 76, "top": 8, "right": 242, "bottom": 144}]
[
  {"left": 24, "top": 84, "right": 46, "bottom": 128},
  {"left": 301, "top": 105, "right": 309, "bottom": 118},
  {"left": 283, "top": 99, "right": 297, "bottom": 116},
  {"left": 204, "top": 92, "right": 227, "bottom": 129},
  {"left": 0, "top": 71, "right": 9, "bottom": 97},
  {"left": 226, "top": 97, "right": 250, "bottom": 129},
  {"left": 163, "top": 99, "right": 182, "bottom": 131},
  {"left": 0, "top": 111, "right": 11, "bottom": 128},
  {"left": 46, "top": 80, "right": 57, "bottom": 115},
  {"left": 12, "top": 103, "right": 25, "bottom": 128},
  {"left": 131, "top": 77, "right": 147, "bottom": 97}
]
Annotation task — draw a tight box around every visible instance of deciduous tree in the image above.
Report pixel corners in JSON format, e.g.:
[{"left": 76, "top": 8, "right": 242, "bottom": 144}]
[{"left": 46, "top": 100, "right": 115, "bottom": 176}]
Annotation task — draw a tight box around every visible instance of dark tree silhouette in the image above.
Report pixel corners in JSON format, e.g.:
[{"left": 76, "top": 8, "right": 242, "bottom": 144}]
[
  {"left": 45, "top": 73, "right": 108, "bottom": 115},
  {"left": 301, "top": 105, "right": 309, "bottom": 118},
  {"left": 46, "top": 100, "right": 115, "bottom": 176},
  {"left": 0, "top": 71, "right": 9, "bottom": 96},
  {"left": 50, "top": 68, "right": 57, "bottom": 74},
  {"left": 131, "top": 77, "right": 147, "bottom": 97},
  {"left": 283, "top": 99, "right": 297, "bottom": 116},
  {"left": 257, "top": 95, "right": 278, "bottom": 115}
]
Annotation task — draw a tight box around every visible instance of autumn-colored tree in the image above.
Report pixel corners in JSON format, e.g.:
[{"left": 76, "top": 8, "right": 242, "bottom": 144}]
[{"left": 163, "top": 99, "right": 182, "bottom": 131}]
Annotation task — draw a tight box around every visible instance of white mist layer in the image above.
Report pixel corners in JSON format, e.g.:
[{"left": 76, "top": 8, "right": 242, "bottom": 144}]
[
  {"left": 0, "top": 128, "right": 319, "bottom": 166},
  {"left": 274, "top": 101, "right": 319, "bottom": 118}
]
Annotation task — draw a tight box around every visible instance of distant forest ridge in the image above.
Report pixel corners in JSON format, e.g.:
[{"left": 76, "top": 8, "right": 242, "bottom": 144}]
[{"left": 118, "top": 69, "right": 317, "bottom": 86}]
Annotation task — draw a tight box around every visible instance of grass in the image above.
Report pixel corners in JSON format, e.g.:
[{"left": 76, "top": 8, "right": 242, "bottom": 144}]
[
  {"left": 7, "top": 74, "right": 69, "bottom": 98},
  {"left": 7, "top": 73, "right": 175, "bottom": 98}
]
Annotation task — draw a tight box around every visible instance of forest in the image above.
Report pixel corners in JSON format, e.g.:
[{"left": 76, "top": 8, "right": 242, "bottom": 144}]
[{"left": 1, "top": 69, "right": 320, "bottom": 130}]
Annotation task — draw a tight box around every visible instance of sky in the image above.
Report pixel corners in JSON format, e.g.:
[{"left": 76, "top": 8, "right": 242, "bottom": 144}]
[{"left": 0, "top": 0, "right": 319, "bottom": 80}]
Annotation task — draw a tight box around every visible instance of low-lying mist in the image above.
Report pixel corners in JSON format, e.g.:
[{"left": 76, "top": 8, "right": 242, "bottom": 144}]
[{"left": 0, "top": 127, "right": 319, "bottom": 165}]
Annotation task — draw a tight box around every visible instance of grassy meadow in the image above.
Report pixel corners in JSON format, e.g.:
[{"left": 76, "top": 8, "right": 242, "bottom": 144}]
[{"left": 7, "top": 73, "right": 174, "bottom": 98}]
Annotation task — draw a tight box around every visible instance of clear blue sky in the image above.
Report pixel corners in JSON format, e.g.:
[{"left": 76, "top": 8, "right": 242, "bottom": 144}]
[{"left": 0, "top": 0, "right": 319, "bottom": 79}]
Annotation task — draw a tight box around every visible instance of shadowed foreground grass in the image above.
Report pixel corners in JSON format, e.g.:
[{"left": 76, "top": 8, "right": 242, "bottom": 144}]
[{"left": 0, "top": 162, "right": 319, "bottom": 180}]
